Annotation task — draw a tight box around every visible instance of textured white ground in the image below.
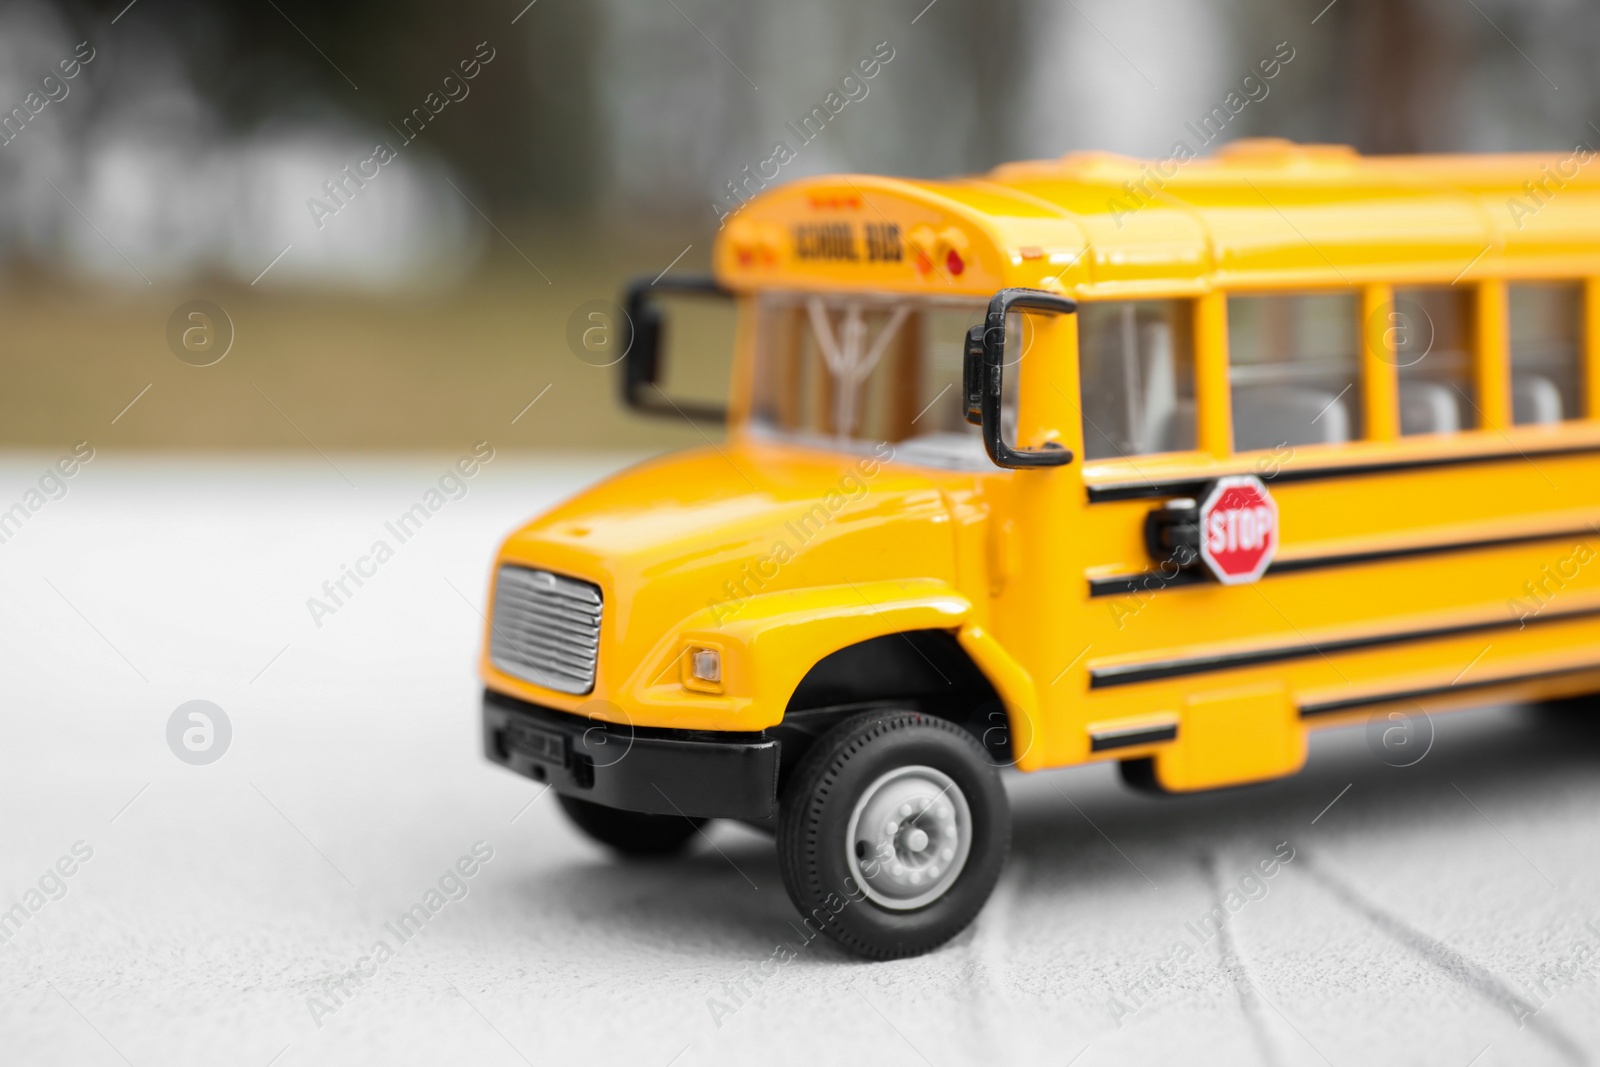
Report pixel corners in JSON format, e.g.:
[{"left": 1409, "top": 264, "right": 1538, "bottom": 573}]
[{"left": 2, "top": 453, "right": 1598, "bottom": 1067}]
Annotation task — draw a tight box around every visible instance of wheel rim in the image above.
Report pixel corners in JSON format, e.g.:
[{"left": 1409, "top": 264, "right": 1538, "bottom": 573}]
[{"left": 845, "top": 765, "right": 973, "bottom": 911}]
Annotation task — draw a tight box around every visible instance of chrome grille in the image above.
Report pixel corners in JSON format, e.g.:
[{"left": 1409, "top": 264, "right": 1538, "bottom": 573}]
[{"left": 489, "top": 565, "right": 602, "bottom": 695}]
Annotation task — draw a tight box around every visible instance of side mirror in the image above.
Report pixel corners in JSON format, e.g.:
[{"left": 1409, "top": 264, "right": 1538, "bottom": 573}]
[
  {"left": 620, "top": 275, "right": 729, "bottom": 422},
  {"left": 962, "top": 287, "right": 1077, "bottom": 469}
]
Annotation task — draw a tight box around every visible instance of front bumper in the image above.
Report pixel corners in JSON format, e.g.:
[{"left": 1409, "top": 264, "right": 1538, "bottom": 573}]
[{"left": 482, "top": 689, "right": 780, "bottom": 820}]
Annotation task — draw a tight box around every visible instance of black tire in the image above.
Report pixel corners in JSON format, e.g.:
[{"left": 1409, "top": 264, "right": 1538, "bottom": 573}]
[
  {"left": 1528, "top": 693, "right": 1600, "bottom": 737},
  {"left": 777, "top": 709, "right": 1009, "bottom": 960},
  {"left": 1118, "top": 756, "right": 1175, "bottom": 797},
  {"left": 557, "top": 794, "right": 705, "bottom": 857},
  {"left": 1531, "top": 692, "right": 1599, "bottom": 715}
]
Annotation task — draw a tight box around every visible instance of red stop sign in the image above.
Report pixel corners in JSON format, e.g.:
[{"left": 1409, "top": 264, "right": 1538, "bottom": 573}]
[{"left": 1198, "top": 476, "right": 1278, "bottom": 584}]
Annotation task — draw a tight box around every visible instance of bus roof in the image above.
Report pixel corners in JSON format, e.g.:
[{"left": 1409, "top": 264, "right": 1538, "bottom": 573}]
[{"left": 711, "top": 139, "right": 1600, "bottom": 300}]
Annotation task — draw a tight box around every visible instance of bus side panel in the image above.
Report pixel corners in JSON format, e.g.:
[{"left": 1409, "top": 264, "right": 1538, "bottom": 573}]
[{"left": 1061, "top": 445, "right": 1600, "bottom": 782}]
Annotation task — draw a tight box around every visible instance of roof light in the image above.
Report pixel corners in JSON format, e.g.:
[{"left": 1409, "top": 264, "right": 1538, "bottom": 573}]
[{"left": 724, "top": 220, "right": 782, "bottom": 270}]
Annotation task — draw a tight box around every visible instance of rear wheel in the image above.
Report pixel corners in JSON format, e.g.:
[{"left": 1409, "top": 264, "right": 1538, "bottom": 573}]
[
  {"left": 557, "top": 794, "right": 705, "bottom": 857},
  {"left": 1528, "top": 693, "right": 1600, "bottom": 739},
  {"left": 1118, "top": 756, "right": 1174, "bottom": 796},
  {"left": 1532, "top": 692, "right": 1598, "bottom": 714},
  {"left": 777, "top": 709, "right": 1009, "bottom": 960}
]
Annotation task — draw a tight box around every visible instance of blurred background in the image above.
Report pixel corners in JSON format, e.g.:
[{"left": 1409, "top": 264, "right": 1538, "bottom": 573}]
[
  {"left": 8, "top": 6, "right": 1600, "bottom": 1064},
  {"left": 3, "top": 0, "right": 1598, "bottom": 452}
]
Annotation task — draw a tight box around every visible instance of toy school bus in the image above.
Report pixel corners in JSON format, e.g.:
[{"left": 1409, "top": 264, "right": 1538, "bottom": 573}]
[{"left": 480, "top": 139, "right": 1600, "bottom": 958}]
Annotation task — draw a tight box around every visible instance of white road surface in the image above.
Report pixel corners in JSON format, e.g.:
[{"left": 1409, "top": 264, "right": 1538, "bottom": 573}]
[{"left": 1, "top": 453, "right": 1598, "bottom": 1067}]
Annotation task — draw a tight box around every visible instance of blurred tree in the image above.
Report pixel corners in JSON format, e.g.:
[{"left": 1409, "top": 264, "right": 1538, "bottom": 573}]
[
  {"left": 64, "top": 0, "right": 1600, "bottom": 217},
  {"left": 1345, "top": 0, "right": 1465, "bottom": 153},
  {"left": 82, "top": 0, "right": 601, "bottom": 213},
  {"left": 953, "top": 0, "right": 1025, "bottom": 165}
]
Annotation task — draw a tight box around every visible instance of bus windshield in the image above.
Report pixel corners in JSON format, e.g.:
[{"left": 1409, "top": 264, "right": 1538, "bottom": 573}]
[{"left": 747, "top": 293, "right": 1015, "bottom": 468}]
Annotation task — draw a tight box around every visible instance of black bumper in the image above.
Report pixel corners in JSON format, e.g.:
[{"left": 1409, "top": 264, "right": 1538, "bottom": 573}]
[{"left": 482, "top": 689, "right": 780, "bottom": 820}]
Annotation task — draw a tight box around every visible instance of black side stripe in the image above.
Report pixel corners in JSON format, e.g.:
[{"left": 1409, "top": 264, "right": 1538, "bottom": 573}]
[
  {"left": 1088, "top": 568, "right": 1209, "bottom": 599},
  {"left": 1299, "top": 659, "right": 1600, "bottom": 717},
  {"left": 1086, "top": 441, "right": 1600, "bottom": 504},
  {"left": 1089, "top": 602, "right": 1600, "bottom": 689},
  {"left": 1089, "top": 722, "right": 1179, "bottom": 752},
  {"left": 1087, "top": 524, "right": 1600, "bottom": 599}
]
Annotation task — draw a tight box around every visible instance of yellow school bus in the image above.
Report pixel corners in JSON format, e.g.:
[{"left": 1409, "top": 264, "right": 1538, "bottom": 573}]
[{"left": 480, "top": 139, "right": 1600, "bottom": 958}]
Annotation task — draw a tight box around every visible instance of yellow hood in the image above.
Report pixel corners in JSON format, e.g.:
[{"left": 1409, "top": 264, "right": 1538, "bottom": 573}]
[{"left": 484, "top": 440, "right": 967, "bottom": 727}]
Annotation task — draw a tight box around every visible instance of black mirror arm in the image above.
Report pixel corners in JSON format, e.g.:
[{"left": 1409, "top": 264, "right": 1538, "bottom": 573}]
[{"left": 963, "top": 287, "right": 1077, "bottom": 469}]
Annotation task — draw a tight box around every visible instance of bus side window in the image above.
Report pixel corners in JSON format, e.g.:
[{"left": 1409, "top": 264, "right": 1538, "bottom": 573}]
[
  {"left": 1509, "top": 282, "right": 1584, "bottom": 424},
  {"left": 1394, "top": 287, "right": 1476, "bottom": 435},
  {"left": 1226, "top": 292, "right": 1362, "bottom": 452},
  {"left": 1077, "top": 300, "right": 1196, "bottom": 461}
]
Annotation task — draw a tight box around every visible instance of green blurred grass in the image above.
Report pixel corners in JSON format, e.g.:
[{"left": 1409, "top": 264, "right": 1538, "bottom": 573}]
[{"left": 0, "top": 226, "right": 731, "bottom": 453}]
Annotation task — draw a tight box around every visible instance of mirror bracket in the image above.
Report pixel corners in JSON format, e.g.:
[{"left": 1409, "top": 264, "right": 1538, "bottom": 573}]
[{"left": 962, "top": 287, "right": 1078, "bottom": 469}]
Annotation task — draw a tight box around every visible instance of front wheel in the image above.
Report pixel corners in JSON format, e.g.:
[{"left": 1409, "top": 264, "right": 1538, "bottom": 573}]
[
  {"left": 777, "top": 710, "right": 1010, "bottom": 960},
  {"left": 557, "top": 794, "right": 705, "bottom": 857}
]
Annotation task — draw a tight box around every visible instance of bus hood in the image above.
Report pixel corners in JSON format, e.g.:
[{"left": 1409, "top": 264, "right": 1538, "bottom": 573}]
[{"left": 492, "top": 442, "right": 960, "bottom": 691}]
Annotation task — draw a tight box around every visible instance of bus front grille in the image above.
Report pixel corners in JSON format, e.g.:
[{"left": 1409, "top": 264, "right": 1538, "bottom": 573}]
[{"left": 489, "top": 565, "right": 602, "bottom": 695}]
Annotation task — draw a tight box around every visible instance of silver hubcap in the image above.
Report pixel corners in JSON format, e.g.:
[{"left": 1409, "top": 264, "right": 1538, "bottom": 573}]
[{"left": 845, "top": 765, "right": 972, "bottom": 910}]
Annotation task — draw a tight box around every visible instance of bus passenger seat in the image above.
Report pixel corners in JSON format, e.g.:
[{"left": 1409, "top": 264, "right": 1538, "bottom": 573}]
[
  {"left": 1232, "top": 386, "right": 1349, "bottom": 452},
  {"left": 1511, "top": 373, "right": 1563, "bottom": 425},
  {"left": 1398, "top": 381, "right": 1460, "bottom": 435},
  {"left": 1160, "top": 400, "right": 1197, "bottom": 453}
]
